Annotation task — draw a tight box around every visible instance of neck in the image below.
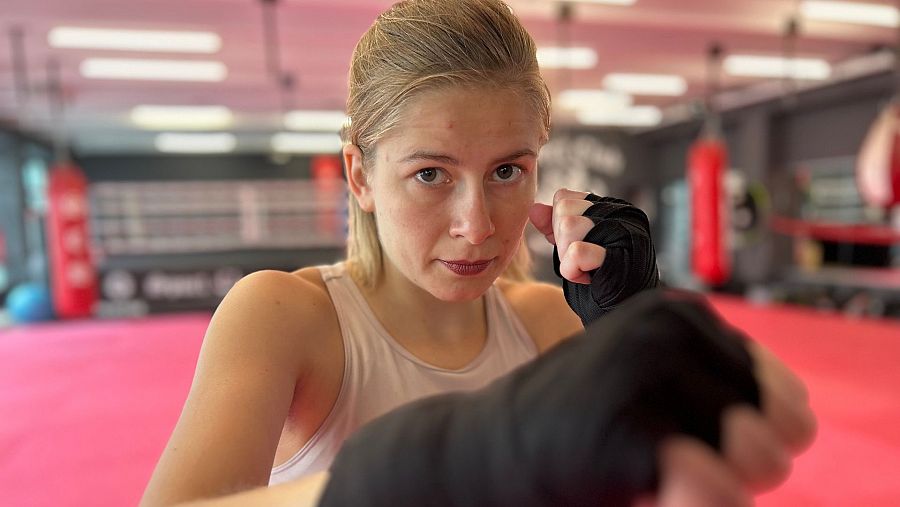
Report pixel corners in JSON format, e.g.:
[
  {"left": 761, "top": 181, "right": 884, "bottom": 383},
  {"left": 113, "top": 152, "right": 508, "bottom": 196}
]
[{"left": 353, "top": 259, "right": 488, "bottom": 347}]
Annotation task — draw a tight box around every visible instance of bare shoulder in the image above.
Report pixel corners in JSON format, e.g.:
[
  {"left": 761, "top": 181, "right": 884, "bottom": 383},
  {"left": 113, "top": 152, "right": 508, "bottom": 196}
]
[
  {"left": 140, "top": 268, "right": 341, "bottom": 506},
  {"left": 497, "top": 279, "right": 583, "bottom": 353},
  {"left": 213, "top": 268, "right": 337, "bottom": 357},
  {"left": 211, "top": 266, "right": 344, "bottom": 375}
]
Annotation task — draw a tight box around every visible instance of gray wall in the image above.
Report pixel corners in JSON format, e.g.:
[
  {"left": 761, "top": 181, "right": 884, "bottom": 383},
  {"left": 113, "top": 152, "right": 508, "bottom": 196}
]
[{"left": 635, "top": 70, "right": 896, "bottom": 291}]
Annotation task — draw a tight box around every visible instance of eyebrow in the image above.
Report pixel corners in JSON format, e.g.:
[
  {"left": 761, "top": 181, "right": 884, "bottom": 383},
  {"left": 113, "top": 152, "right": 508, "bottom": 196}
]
[{"left": 398, "top": 149, "right": 537, "bottom": 167}]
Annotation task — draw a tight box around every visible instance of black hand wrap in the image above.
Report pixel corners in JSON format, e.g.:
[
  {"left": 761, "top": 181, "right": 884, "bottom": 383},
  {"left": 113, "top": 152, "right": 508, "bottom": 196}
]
[
  {"left": 318, "top": 290, "right": 760, "bottom": 507},
  {"left": 554, "top": 194, "right": 660, "bottom": 326}
]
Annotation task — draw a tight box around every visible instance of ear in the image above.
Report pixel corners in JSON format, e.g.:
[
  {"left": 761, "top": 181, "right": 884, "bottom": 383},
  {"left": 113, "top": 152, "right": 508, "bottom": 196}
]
[{"left": 343, "top": 143, "right": 375, "bottom": 212}]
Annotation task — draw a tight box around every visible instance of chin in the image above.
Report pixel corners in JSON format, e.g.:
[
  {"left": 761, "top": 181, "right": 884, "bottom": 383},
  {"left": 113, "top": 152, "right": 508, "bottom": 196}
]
[
  {"left": 424, "top": 267, "right": 502, "bottom": 302},
  {"left": 436, "top": 284, "right": 491, "bottom": 302}
]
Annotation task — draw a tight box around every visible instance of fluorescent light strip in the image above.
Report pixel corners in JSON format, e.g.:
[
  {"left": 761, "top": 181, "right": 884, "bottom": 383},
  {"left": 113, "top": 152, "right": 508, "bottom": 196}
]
[
  {"left": 49, "top": 27, "right": 221, "bottom": 53},
  {"left": 724, "top": 55, "right": 831, "bottom": 80},
  {"left": 284, "top": 111, "right": 349, "bottom": 132},
  {"left": 576, "top": 105, "right": 662, "bottom": 127},
  {"left": 801, "top": 1, "right": 899, "bottom": 28},
  {"left": 602, "top": 73, "right": 687, "bottom": 96},
  {"left": 559, "top": 89, "right": 632, "bottom": 110},
  {"left": 155, "top": 133, "right": 236, "bottom": 154},
  {"left": 131, "top": 105, "right": 233, "bottom": 130},
  {"left": 271, "top": 133, "right": 343, "bottom": 154},
  {"left": 81, "top": 58, "right": 227, "bottom": 82},
  {"left": 536, "top": 47, "right": 598, "bottom": 69}
]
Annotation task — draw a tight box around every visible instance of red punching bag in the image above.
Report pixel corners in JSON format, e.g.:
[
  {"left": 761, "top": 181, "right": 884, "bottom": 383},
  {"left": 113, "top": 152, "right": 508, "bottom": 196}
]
[
  {"left": 312, "top": 155, "right": 344, "bottom": 237},
  {"left": 689, "top": 42, "right": 731, "bottom": 286},
  {"left": 856, "top": 102, "right": 900, "bottom": 208},
  {"left": 46, "top": 162, "right": 98, "bottom": 318},
  {"left": 689, "top": 135, "right": 731, "bottom": 286}
]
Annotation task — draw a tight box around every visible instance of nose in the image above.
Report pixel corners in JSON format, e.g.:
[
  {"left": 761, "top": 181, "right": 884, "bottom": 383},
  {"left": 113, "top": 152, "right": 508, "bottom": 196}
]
[{"left": 448, "top": 185, "right": 495, "bottom": 245}]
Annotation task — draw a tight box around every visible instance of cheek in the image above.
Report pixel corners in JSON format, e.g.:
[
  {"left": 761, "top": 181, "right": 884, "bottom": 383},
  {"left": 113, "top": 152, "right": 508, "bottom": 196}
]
[
  {"left": 377, "top": 196, "right": 438, "bottom": 249},
  {"left": 492, "top": 190, "right": 532, "bottom": 240},
  {"left": 502, "top": 173, "right": 537, "bottom": 221}
]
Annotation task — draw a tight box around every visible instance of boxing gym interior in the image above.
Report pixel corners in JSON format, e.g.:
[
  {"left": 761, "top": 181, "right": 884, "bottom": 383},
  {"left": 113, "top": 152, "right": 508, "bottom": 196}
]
[{"left": 2, "top": 0, "right": 899, "bottom": 505}]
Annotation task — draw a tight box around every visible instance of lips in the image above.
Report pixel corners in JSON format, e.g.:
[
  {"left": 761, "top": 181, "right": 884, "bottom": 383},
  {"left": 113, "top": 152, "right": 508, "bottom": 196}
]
[{"left": 440, "top": 258, "right": 494, "bottom": 276}]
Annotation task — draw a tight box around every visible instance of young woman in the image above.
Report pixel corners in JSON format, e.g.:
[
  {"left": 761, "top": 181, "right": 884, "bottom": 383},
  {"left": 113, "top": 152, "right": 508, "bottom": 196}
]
[{"left": 141, "top": 1, "right": 815, "bottom": 506}]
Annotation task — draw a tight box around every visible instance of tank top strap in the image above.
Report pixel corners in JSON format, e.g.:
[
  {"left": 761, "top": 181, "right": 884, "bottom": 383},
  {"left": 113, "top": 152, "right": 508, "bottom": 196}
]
[{"left": 484, "top": 282, "right": 539, "bottom": 357}]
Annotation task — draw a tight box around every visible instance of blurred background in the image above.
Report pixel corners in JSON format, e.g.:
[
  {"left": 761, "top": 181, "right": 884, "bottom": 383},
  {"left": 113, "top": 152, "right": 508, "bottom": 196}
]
[
  {"left": 1, "top": 0, "right": 899, "bottom": 321},
  {"left": 0, "top": 0, "right": 898, "bottom": 506}
]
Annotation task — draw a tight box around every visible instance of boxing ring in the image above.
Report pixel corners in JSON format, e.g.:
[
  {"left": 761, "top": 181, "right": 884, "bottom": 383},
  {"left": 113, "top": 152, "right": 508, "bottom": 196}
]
[{"left": 1, "top": 296, "right": 898, "bottom": 507}]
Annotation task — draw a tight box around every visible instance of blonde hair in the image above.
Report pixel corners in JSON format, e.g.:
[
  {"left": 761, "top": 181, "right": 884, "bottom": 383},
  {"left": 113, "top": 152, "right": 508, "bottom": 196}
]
[{"left": 342, "top": 0, "right": 551, "bottom": 287}]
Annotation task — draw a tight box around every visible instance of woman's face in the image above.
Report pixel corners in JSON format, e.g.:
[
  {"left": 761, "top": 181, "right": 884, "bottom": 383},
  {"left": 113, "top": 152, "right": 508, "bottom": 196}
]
[{"left": 354, "top": 86, "right": 544, "bottom": 301}]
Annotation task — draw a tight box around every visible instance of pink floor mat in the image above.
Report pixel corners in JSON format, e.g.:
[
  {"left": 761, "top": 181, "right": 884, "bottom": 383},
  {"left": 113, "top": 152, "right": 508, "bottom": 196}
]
[{"left": 1, "top": 297, "right": 899, "bottom": 506}]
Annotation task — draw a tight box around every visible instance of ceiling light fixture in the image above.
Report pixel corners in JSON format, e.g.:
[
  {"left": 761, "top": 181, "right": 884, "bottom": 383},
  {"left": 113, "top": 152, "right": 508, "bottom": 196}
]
[
  {"left": 576, "top": 105, "right": 662, "bottom": 127},
  {"left": 801, "top": 1, "right": 899, "bottom": 28},
  {"left": 271, "top": 133, "right": 343, "bottom": 154},
  {"left": 536, "top": 47, "right": 598, "bottom": 69},
  {"left": 49, "top": 27, "right": 222, "bottom": 53},
  {"left": 155, "top": 133, "right": 236, "bottom": 154},
  {"left": 283, "top": 111, "right": 348, "bottom": 132},
  {"left": 80, "top": 58, "right": 227, "bottom": 81},
  {"left": 602, "top": 73, "right": 688, "bottom": 96},
  {"left": 723, "top": 55, "right": 831, "bottom": 80},
  {"left": 131, "top": 105, "right": 233, "bottom": 130}
]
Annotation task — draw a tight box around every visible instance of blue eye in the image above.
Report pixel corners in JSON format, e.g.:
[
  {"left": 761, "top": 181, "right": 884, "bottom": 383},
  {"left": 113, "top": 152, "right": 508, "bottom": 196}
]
[{"left": 493, "top": 164, "right": 522, "bottom": 181}]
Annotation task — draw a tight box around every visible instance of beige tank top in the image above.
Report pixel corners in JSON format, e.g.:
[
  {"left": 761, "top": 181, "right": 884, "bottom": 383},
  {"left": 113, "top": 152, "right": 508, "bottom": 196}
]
[{"left": 269, "top": 262, "right": 538, "bottom": 484}]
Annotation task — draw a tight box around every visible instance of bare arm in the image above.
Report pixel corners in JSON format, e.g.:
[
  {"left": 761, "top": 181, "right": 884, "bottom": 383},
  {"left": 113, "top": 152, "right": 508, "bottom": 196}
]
[{"left": 141, "top": 270, "right": 335, "bottom": 506}]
